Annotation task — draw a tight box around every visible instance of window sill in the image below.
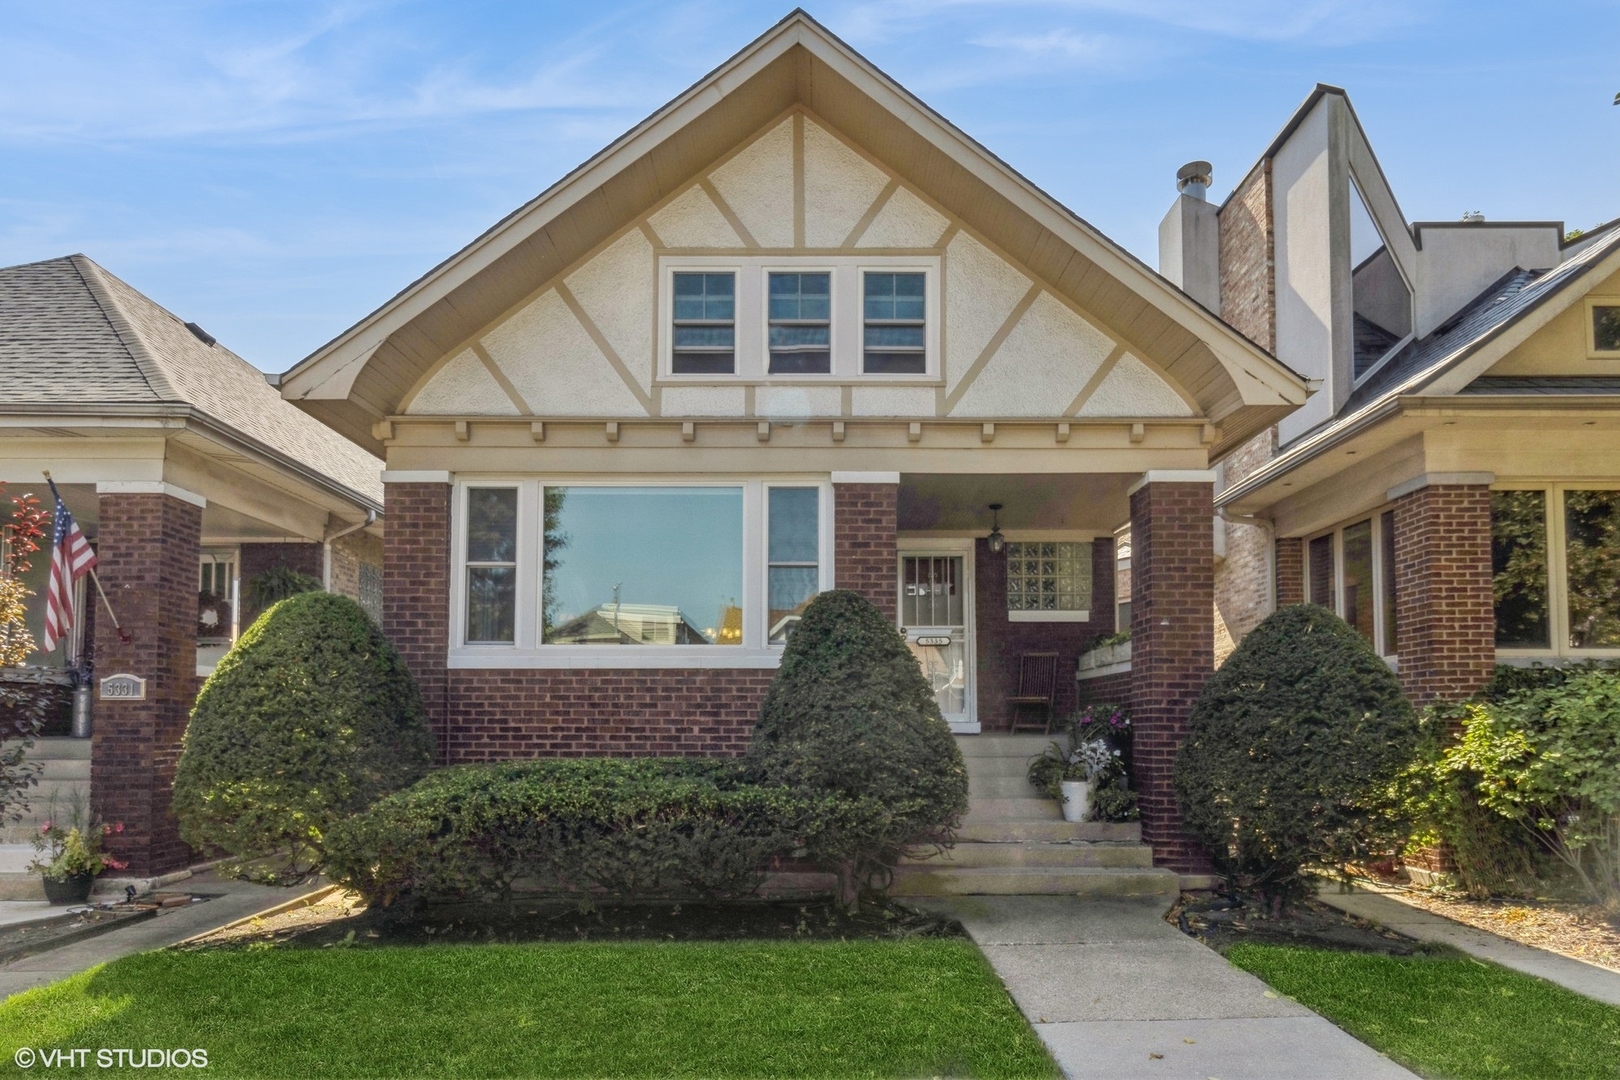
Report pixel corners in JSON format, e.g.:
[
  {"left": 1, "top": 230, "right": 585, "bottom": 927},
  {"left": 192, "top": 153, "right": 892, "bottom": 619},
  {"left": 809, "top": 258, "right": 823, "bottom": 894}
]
[
  {"left": 448, "top": 648, "right": 786, "bottom": 670},
  {"left": 1007, "top": 610, "right": 1090, "bottom": 623}
]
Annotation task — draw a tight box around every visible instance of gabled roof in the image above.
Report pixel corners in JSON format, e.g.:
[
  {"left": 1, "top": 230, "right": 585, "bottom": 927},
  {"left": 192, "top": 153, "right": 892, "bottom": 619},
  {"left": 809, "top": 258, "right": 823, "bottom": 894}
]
[
  {"left": 1218, "top": 229, "right": 1620, "bottom": 508},
  {"left": 0, "top": 254, "right": 383, "bottom": 508},
  {"left": 279, "top": 8, "right": 1307, "bottom": 457}
]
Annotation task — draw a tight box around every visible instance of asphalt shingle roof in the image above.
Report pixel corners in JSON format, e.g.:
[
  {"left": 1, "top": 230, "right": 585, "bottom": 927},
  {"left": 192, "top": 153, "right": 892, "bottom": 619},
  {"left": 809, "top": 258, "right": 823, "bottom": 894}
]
[{"left": 0, "top": 255, "right": 382, "bottom": 506}]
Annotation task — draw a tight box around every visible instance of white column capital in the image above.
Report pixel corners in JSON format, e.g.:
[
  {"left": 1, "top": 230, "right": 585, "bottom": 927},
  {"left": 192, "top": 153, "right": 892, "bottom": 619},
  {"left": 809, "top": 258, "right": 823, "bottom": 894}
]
[
  {"left": 831, "top": 471, "right": 900, "bottom": 485},
  {"left": 95, "top": 481, "right": 206, "bottom": 509},
  {"left": 1126, "top": 469, "right": 1217, "bottom": 496},
  {"left": 381, "top": 470, "right": 452, "bottom": 484}
]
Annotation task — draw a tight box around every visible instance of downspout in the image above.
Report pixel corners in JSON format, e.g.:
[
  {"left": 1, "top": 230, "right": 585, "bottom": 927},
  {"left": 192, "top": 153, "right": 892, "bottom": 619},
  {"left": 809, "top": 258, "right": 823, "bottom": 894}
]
[
  {"left": 1216, "top": 506, "right": 1278, "bottom": 613},
  {"left": 323, "top": 509, "right": 377, "bottom": 592}
]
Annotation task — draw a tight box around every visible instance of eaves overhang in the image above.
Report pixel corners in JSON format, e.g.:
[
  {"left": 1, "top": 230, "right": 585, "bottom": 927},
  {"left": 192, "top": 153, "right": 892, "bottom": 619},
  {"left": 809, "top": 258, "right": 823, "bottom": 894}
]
[{"left": 0, "top": 403, "right": 382, "bottom": 518}]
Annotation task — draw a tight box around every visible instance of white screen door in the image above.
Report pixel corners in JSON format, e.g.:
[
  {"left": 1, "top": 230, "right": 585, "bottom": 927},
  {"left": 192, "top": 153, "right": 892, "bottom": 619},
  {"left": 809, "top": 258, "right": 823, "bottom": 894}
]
[{"left": 899, "top": 548, "right": 975, "bottom": 730}]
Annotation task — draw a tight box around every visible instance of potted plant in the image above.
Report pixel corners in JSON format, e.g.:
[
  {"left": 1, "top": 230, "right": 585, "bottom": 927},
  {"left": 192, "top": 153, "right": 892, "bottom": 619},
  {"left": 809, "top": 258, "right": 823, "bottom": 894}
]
[
  {"left": 1027, "top": 736, "right": 1120, "bottom": 823},
  {"left": 29, "top": 805, "right": 126, "bottom": 904}
]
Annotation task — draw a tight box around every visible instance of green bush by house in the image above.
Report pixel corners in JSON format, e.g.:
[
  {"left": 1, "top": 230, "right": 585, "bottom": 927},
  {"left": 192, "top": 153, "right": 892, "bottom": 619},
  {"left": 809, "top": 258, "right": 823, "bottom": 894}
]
[
  {"left": 324, "top": 758, "right": 889, "bottom": 905},
  {"left": 173, "top": 592, "right": 434, "bottom": 881},
  {"left": 1175, "top": 603, "right": 1418, "bottom": 905},
  {"left": 746, "top": 589, "right": 968, "bottom": 908}
]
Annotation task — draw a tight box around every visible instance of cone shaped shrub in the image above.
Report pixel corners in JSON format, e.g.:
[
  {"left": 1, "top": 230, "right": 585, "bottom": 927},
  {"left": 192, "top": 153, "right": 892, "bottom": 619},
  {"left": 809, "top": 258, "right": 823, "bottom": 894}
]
[
  {"left": 174, "top": 592, "right": 433, "bottom": 881},
  {"left": 1175, "top": 603, "right": 1418, "bottom": 905},
  {"left": 746, "top": 589, "right": 968, "bottom": 906}
]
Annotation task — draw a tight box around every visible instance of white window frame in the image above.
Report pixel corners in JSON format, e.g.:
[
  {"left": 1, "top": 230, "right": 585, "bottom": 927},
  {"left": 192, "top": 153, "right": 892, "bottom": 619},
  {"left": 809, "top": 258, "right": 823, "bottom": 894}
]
[
  {"left": 449, "top": 475, "right": 832, "bottom": 669},
  {"left": 1585, "top": 297, "right": 1620, "bottom": 358},
  {"left": 657, "top": 256, "right": 940, "bottom": 382},
  {"left": 1494, "top": 482, "right": 1620, "bottom": 661},
  {"left": 1305, "top": 509, "right": 1397, "bottom": 661}
]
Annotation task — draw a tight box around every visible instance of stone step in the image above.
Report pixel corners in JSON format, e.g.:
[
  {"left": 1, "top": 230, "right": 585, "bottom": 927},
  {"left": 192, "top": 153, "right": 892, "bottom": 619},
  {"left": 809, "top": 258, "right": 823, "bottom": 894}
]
[
  {"left": 957, "top": 819, "right": 1140, "bottom": 844},
  {"left": 963, "top": 797, "right": 1063, "bottom": 823},
  {"left": 959, "top": 753, "right": 1038, "bottom": 779},
  {"left": 889, "top": 865, "right": 1179, "bottom": 899},
  {"left": 36, "top": 759, "right": 91, "bottom": 781},
  {"left": 906, "top": 842, "right": 1153, "bottom": 869},
  {"left": 26, "top": 738, "right": 92, "bottom": 761},
  {"left": 969, "top": 774, "right": 1047, "bottom": 799},
  {"left": 954, "top": 734, "right": 1057, "bottom": 759}
]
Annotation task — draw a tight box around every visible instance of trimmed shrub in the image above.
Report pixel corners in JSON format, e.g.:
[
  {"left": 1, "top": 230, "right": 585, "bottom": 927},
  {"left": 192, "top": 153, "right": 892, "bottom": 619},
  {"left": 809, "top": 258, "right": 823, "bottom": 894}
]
[
  {"left": 746, "top": 590, "right": 968, "bottom": 907},
  {"left": 1175, "top": 603, "right": 1419, "bottom": 906},
  {"left": 324, "top": 759, "right": 888, "bottom": 906},
  {"left": 173, "top": 592, "right": 434, "bottom": 881}
]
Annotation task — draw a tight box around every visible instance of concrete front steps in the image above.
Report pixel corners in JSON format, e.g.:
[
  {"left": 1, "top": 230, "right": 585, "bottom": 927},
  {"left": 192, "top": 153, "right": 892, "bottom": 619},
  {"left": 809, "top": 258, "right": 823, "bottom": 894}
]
[{"left": 891, "top": 734, "right": 1178, "bottom": 901}]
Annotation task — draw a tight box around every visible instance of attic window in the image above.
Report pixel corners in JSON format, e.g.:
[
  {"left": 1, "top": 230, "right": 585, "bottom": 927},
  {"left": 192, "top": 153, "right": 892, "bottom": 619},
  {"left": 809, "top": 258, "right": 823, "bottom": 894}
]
[
  {"left": 1594, "top": 305, "right": 1620, "bottom": 353},
  {"left": 671, "top": 272, "right": 736, "bottom": 374}
]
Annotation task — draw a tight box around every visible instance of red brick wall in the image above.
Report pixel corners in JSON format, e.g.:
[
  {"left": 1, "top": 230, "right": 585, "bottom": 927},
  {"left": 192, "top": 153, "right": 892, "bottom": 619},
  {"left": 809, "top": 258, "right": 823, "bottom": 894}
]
[
  {"left": 1130, "top": 481, "right": 1215, "bottom": 874},
  {"left": 384, "top": 482, "right": 451, "bottom": 757},
  {"left": 1275, "top": 536, "right": 1305, "bottom": 607},
  {"left": 91, "top": 493, "right": 200, "bottom": 875},
  {"left": 1075, "top": 669, "right": 1132, "bottom": 708},
  {"left": 975, "top": 537, "right": 1115, "bottom": 731},
  {"left": 1392, "top": 485, "right": 1495, "bottom": 705},
  {"left": 444, "top": 669, "right": 772, "bottom": 760},
  {"left": 1219, "top": 161, "right": 1275, "bottom": 353},
  {"left": 834, "top": 483, "right": 897, "bottom": 621}
]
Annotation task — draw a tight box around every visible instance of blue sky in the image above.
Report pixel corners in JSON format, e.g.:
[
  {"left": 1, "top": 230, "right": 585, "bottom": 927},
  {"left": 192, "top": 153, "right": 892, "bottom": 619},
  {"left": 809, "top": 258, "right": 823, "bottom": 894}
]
[{"left": 2, "top": 1, "right": 1615, "bottom": 372}]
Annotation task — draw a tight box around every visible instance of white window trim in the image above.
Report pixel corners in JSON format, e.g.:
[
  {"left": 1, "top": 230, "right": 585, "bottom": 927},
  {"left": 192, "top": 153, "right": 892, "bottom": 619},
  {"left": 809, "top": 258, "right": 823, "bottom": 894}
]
[
  {"left": 1494, "top": 482, "right": 1620, "bottom": 661},
  {"left": 658, "top": 256, "right": 940, "bottom": 382},
  {"left": 1585, "top": 297, "right": 1620, "bottom": 358},
  {"left": 1306, "top": 509, "right": 1397, "bottom": 660},
  {"left": 449, "top": 475, "right": 832, "bottom": 669}
]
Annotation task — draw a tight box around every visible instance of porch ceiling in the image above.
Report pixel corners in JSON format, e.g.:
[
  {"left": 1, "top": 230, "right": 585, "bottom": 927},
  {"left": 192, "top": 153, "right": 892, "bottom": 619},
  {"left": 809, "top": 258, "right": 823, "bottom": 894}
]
[{"left": 898, "top": 473, "right": 1133, "bottom": 534}]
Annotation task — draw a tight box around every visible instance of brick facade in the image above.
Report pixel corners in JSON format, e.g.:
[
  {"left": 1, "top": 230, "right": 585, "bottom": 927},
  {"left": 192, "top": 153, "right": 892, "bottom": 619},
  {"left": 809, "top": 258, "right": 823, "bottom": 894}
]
[
  {"left": 91, "top": 493, "right": 201, "bottom": 875},
  {"left": 1218, "top": 160, "right": 1275, "bottom": 353},
  {"left": 975, "top": 537, "right": 1116, "bottom": 730},
  {"left": 1392, "top": 484, "right": 1495, "bottom": 705},
  {"left": 1130, "top": 480, "right": 1215, "bottom": 874},
  {"left": 328, "top": 530, "right": 383, "bottom": 606},
  {"left": 444, "top": 669, "right": 772, "bottom": 760},
  {"left": 238, "top": 541, "right": 322, "bottom": 624},
  {"left": 383, "top": 482, "right": 452, "bottom": 756},
  {"left": 1213, "top": 430, "right": 1278, "bottom": 664},
  {"left": 834, "top": 482, "right": 898, "bottom": 620},
  {"left": 1274, "top": 536, "right": 1305, "bottom": 607}
]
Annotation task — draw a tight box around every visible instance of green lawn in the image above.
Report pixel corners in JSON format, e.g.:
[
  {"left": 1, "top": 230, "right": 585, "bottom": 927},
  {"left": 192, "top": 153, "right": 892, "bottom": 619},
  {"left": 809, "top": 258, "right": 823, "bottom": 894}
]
[
  {"left": 0, "top": 939, "right": 1055, "bottom": 1078},
  {"left": 1227, "top": 943, "right": 1620, "bottom": 1080}
]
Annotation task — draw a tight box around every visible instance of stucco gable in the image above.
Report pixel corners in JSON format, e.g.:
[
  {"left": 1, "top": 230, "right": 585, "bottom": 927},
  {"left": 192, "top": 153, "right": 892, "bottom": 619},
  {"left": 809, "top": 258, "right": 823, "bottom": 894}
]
[
  {"left": 803, "top": 118, "right": 891, "bottom": 248},
  {"left": 950, "top": 292, "right": 1114, "bottom": 417},
  {"left": 709, "top": 119, "right": 795, "bottom": 248},
  {"left": 482, "top": 289, "right": 649, "bottom": 416}
]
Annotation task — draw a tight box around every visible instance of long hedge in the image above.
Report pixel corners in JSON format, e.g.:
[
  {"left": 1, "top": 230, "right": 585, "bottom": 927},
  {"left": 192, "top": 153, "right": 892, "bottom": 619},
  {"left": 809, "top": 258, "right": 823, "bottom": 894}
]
[{"left": 323, "top": 758, "right": 888, "bottom": 905}]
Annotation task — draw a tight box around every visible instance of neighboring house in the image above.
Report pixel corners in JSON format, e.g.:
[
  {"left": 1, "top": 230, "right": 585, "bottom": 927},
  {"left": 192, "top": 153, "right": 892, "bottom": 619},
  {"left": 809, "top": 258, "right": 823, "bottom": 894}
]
[
  {"left": 0, "top": 254, "right": 385, "bottom": 875},
  {"left": 278, "top": 12, "right": 1308, "bottom": 875},
  {"left": 1157, "top": 85, "right": 1620, "bottom": 705}
]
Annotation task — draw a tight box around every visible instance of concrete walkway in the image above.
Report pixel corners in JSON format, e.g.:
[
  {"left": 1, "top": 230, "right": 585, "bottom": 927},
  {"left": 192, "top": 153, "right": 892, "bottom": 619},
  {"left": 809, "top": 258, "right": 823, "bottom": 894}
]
[
  {"left": 0, "top": 871, "right": 308, "bottom": 1000},
  {"left": 921, "top": 895, "right": 1416, "bottom": 1080},
  {"left": 1317, "top": 885, "right": 1620, "bottom": 1008}
]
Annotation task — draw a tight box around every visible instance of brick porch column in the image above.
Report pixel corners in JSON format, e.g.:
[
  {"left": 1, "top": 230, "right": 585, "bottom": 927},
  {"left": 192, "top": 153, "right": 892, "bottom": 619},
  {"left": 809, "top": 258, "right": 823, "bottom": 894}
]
[
  {"left": 383, "top": 475, "right": 451, "bottom": 761},
  {"left": 91, "top": 485, "right": 203, "bottom": 875},
  {"left": 1274, "top": 536, "right": 1304, "bottom": 606},
  {"left": 1390, "top": 476, "right": 1495, "bottom": 705},
  {"left": 1129, "top": 471, "right": 1216, "bottom": 875},
  {"left": 832, "top": 472, "right": 898, "bottom": 622}
]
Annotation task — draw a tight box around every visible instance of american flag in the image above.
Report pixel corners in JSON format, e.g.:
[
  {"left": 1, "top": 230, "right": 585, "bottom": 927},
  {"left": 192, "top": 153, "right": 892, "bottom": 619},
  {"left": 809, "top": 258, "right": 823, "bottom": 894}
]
[{"left": 43, "top": 490, "right": 96, "bottom": 653}]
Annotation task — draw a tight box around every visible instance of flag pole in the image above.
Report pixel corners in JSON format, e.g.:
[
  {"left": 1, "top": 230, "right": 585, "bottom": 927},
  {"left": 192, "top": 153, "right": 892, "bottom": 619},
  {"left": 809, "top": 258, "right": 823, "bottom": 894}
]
[{"left": 42, "top": 471, "right": 131, "bottom": 644}]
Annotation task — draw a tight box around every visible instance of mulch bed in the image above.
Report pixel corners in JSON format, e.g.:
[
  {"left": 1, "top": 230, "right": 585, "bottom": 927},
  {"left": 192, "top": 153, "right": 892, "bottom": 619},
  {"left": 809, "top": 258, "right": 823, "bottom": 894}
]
[
  {"left": 1170, "top": 892, "right": 1440, "bottom": 956},
  {"left": 179, "top": 889, "right": 964, "bottom": 950}
]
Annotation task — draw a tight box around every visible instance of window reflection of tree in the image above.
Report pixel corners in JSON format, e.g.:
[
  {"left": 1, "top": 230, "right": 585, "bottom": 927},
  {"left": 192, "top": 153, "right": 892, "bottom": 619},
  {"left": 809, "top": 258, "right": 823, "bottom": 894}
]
[
  {"left": 1565, "top": 490, "right": 1620, "bottom": 648},
  {"left": 541, "top": 488, "right": 568, "bottom": 639}
]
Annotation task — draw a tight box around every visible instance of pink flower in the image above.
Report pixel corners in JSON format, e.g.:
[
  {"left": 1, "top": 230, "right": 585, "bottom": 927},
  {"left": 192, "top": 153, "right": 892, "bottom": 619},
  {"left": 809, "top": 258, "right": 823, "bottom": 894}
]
[
  {"left": 104, "top": 858, "right": 128, "bottom": 871},
  {"left": 40, "top": 821, "right": 51, "bottom": 833},
  {"left": 113, "top": 822, "right": 124, "bottom": 834}
]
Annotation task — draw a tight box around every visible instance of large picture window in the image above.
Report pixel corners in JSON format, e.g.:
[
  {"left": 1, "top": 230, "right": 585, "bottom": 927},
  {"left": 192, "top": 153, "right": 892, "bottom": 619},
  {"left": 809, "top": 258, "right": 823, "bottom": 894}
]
[
  {"left": 543, "top": 487, "right": 743, "bottom": 646},
  {"left": 1491, "top": 486, "right": 1620, "bottom": 656},
  {"left": 1306, "top": 511, "right": 1397, "bottom": 658},
  {"left": 453, "top": 478, "right": 829, "bottom": 664}
]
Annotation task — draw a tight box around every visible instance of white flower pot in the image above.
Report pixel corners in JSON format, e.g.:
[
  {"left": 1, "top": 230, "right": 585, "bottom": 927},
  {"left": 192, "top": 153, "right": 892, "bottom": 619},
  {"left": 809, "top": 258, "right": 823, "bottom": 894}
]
[{"left": 1059, "top": 780, "right": 1091, "bottom": 823}]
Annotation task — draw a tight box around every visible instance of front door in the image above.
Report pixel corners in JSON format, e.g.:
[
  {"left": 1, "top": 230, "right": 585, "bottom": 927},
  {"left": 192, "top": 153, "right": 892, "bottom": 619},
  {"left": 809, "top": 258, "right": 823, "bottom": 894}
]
[{"left": 899, "top": 546, "right": 976, "bottom": 732}]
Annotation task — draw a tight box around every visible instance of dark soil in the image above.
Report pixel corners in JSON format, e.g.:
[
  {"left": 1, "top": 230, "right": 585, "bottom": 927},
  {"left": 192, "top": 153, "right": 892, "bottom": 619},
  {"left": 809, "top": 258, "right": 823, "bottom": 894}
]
[
  {"left": 184, "top": 893, "right": 965, "bottom": 950},
  {"left": 1170, "top": 892, "right": 1448, "bottom": 957}
]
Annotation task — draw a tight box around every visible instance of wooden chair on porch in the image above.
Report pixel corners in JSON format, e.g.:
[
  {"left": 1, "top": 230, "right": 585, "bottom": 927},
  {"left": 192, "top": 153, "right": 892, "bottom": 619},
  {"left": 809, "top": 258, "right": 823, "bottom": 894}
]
[{"left": 1007, "top": 652, "right": 1060, "bottom": 733}]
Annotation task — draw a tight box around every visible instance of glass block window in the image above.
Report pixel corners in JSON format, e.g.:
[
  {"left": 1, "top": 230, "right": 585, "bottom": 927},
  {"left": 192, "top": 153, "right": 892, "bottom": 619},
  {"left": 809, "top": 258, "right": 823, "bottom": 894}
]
[
  {"left": 1005, "top": 542, "right": 1092, "bottom": 617},
  {"left": 671, "top": 272, "right": 736, "bottom": 374}
]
